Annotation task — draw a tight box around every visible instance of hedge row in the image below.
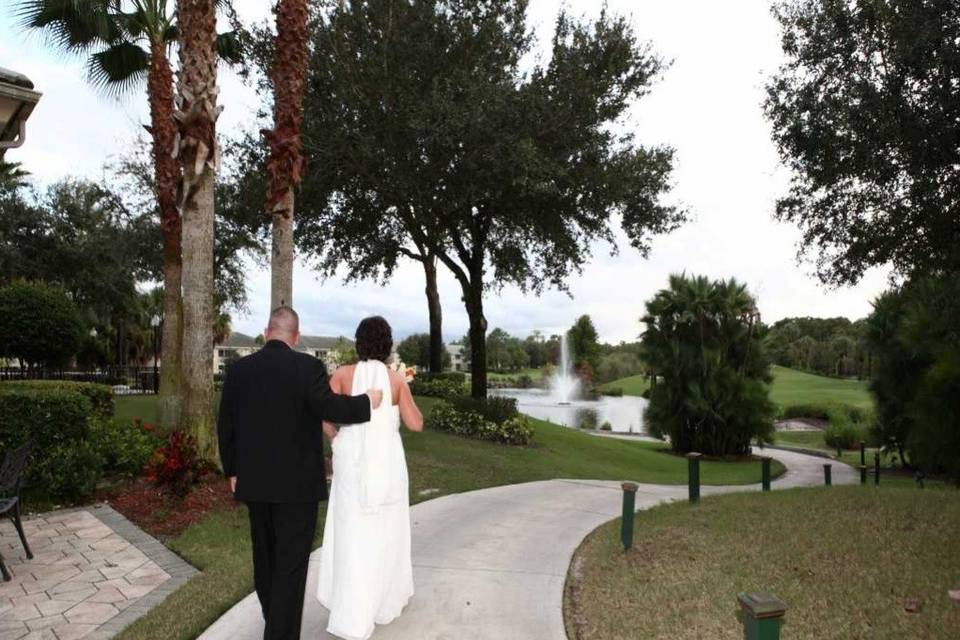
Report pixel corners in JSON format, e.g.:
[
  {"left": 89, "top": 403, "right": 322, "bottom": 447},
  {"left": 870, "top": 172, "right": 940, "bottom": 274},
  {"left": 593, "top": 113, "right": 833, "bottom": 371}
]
[
  {"left": 0, "top": 383, "right": 154, "bottom": 501},
  {"left": 0, "top": 380, "right": 114, "bottom": 419}
]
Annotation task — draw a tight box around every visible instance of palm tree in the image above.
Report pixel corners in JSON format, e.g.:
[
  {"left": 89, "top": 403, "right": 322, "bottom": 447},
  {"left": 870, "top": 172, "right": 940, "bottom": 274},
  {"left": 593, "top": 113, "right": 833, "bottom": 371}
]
[
  {"left": 175, "top": 0, "right": 220, "bottom": 458},
  {"left": 641, "top": 274, "right": 775, "bottom": 456},
  {"left": 264, "top": 0, "right": 309, "bottom": 309},
  {"left": 16, "top": 0, "right": 240, "bottom": 430},
  {"left": 0, "top": 161, "right": 29, "bottom": 191}
]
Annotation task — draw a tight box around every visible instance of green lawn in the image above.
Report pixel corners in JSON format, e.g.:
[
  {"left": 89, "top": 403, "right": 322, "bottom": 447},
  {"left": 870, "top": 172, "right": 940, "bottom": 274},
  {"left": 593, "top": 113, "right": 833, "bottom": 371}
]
[
  {"left": 565, "top": 485, "right": 960, "bottom": 640},
  {"left": 768, "top": 365, "right": 873, "bottom": 410},
  {"left": 114, "top": 393, "right": 780, "bottom": 640},
  {"left": 598, "top": 374, "right": 649, "bottom": 396},
  {"left": 600, "top": 366, "right": 874, "bottom": 411}
]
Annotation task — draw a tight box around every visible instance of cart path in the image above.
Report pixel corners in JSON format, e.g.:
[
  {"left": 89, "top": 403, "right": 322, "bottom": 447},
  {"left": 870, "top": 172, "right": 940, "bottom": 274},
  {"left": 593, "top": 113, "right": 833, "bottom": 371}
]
[{"left": 199, "top": 447, "right": 856, "bottom": 640}]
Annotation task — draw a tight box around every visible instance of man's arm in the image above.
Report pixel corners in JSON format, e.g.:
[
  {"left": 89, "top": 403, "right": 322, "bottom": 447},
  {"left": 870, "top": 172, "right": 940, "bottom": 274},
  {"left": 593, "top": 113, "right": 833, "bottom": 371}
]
[
  {"left": 216, "top": 365, "right": 238, "bottom": 480},
  {"left": 308, "top": 359, "right": 373, "bottom": 424}
]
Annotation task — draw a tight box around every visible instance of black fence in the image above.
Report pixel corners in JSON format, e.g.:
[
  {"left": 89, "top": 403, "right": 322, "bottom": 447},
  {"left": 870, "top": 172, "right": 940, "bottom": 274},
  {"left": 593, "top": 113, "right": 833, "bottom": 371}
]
[{"left": 0, "top": 366, "right": 160, "bottom": 394}]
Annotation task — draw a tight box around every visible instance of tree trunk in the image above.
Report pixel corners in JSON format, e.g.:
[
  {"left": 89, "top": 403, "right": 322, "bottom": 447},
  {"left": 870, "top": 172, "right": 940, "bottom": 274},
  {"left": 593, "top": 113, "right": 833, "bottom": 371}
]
[
  {"left": 464, "top": 278, "right": 488, "bottom": 398},
  {"left": 175, "top": 0, "right": 220, "bottom": 459},
  {"left": 270, "top": 191, "right": 295, "bottom": 309},
  {"left": 147, "top": 41, "right": 183, "bottom": 429},
  {"left": 423, "top": 255, "right": 443, "bottom": 373},
  {"left": 265, "top": 0, "right": 310, "bottom": 310}
]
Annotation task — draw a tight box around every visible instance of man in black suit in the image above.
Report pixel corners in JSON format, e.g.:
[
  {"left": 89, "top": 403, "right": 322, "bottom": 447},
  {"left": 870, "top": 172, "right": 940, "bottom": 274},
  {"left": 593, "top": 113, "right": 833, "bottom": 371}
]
[{"left": 217, "top": 306, "right": 382, "bottom": 640}]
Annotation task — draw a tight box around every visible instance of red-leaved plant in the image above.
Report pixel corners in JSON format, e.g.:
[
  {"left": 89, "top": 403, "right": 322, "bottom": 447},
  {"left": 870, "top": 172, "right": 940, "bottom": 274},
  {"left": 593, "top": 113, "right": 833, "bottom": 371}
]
[{"left": 145, "top": 431, "right": 206, "bottom": 497}]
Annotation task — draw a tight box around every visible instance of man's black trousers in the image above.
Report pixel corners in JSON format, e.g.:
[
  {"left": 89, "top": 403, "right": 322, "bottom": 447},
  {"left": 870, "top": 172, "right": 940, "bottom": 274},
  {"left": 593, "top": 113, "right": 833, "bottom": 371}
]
[{"left": 246, "top": 501, "right": 319, "bottom": 640}]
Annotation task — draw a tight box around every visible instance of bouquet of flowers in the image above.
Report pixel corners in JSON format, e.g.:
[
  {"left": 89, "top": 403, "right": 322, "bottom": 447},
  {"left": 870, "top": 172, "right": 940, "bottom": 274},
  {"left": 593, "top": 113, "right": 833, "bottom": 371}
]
[{"left": 388, "top": 358, "right": 417, "bottom": 382}]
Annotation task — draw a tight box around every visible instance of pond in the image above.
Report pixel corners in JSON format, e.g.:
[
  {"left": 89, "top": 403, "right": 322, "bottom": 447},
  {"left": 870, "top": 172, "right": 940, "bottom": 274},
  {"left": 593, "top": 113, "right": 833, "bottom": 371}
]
[{"left": 491, "top": 388, "right": 649, "bottom": 434}]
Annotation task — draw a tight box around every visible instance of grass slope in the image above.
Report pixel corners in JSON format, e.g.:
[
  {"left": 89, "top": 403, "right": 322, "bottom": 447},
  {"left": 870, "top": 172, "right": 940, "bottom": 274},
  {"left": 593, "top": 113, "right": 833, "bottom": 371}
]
[
  {"left": 600, "top": 366, "right": 873, "bottom": 411},
  {"left": 598, "top": 374, "right": 649, "bottom": 396},
  {"left": 114, "top": 394, "right": 779, "bottom": 640},
  {"left": 768, "top": 365, "right": 873, "bottom": 410},
  {"left": 565, "top": 486, "right": 960, "bottom": 640}
]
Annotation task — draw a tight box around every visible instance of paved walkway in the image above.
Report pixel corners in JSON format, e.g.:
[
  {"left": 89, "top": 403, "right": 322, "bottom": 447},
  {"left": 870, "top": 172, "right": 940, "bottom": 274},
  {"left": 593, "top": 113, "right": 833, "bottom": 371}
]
[
  {"left": 0, "top": 505, "right": 197, "bottom": 640},
  {"left": 200, "top": 448, "right": 857, "bottom": 640}
]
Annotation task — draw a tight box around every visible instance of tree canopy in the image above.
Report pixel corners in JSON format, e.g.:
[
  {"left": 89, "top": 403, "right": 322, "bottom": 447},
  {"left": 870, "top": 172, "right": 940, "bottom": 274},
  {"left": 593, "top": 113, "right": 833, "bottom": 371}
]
[
  {"left": 765, "top": 0, "right": 960, "bottom": 284},
  {"left": 0, "top": 281, "right": 83, "bottom": 367},
  {"left": 244, "top": 0, "right": 682, "bottom": 396},
  {"left": 867, "top": 275, "right": 960, "bottom": 481}
]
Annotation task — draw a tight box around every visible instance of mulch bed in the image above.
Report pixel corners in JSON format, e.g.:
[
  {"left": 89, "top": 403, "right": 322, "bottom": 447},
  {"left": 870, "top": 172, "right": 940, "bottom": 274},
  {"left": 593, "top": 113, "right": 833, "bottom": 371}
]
[{"left": 98, "top": 474, "right": 240, "bottom": 541}]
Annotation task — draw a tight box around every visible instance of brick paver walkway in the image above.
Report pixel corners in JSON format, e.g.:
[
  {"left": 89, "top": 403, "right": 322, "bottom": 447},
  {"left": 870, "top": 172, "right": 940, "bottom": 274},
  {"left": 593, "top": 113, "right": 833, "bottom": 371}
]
[{"left": 0, "top": 505, "right": 197, "bottom": 640}]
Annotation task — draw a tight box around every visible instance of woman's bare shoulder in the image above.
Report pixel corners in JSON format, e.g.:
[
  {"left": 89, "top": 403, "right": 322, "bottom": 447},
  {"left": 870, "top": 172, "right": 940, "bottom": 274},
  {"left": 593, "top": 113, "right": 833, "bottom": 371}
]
[{"left": 330, "top": 364, "right": 355, "bottom": 392}]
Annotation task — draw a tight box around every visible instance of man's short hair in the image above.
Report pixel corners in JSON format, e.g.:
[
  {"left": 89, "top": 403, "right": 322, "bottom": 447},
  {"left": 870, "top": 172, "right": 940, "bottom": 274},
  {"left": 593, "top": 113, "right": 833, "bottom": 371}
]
[{"left": 268, "top": 306, "right": 299, "bottom": 334}]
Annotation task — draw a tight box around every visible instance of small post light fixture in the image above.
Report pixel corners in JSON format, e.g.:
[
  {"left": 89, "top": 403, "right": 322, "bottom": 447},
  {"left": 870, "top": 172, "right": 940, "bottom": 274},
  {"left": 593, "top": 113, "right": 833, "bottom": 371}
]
[
  {"left": 150, "top": 314, "right": 161, "bottom": 394},
  {"left": 0, "top": 67, "right": 42, "bottom": 159},
  {"left": 89, "top": 327, "right": 98, "bottom": 339}
]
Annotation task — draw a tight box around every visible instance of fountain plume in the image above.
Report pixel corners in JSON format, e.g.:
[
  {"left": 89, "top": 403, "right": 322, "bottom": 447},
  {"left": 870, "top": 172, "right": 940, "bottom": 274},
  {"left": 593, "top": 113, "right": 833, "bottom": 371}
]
[{"left": 551, "top": 332, "right": 580, "bottom": 404}]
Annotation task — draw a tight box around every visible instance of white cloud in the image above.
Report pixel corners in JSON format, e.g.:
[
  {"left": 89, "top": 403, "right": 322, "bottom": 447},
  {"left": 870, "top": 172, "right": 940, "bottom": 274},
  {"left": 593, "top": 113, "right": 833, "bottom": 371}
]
[{"left": 1, "top": 0, "right": 891, "bottom": 344}]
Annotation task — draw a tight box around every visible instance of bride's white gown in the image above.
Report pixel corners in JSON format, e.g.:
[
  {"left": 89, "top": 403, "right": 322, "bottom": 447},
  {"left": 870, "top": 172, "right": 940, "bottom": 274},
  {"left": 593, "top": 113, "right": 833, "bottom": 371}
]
[{"left": 318, "top": 360, "right": 414, "bottom": 640}]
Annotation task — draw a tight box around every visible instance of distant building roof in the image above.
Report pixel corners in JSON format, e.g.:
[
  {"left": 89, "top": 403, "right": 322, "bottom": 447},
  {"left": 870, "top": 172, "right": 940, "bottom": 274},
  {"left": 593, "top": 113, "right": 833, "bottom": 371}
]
[
  {"left": 299, "top": 335, "right": 353, "bottom": 350},
  {"left": 222, "top": 332, "right": 258, "bottom": 348},
  {"left": 221, "top": 332, "right": 352, "bottom": 351}
]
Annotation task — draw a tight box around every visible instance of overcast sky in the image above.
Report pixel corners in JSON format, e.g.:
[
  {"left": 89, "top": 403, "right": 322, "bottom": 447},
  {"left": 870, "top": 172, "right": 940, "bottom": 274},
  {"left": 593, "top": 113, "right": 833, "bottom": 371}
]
[{"left": 0, "top": 0, "right": 891, "bottom": 342}]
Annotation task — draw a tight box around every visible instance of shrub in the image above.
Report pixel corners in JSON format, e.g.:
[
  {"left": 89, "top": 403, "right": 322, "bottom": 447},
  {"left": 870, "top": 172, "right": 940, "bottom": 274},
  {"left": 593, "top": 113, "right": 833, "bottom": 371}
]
[
  {"left": 92, "top": 418, "right": 160, "bottom": 477},
  {"left": 0, "top": 380, "right": 114, "bottom": 419},
  {"left": 601, "top": 387, "right": 624, "bottom": 397},
  {"left": 0, "top": 281, "right": 83, "bottom": 367},
  {"left": 0, "top": 387, "right": 91, "bottom": 454},
  {"left": 33, "top": 440, "right": 105, "bottom": 502},
  {"left": 146, "top": 431, "right": 207, "bottom": 497},
  {"left": 823, "top": 419, "right": 865, "bottom": 450},
  {"left": 449, "top": 395, "right": 518, "bottom": 425},
  {"left": 479, "top": 415, "right": 534, "bottom": 445},
  {"left": 409, "top": 377, "right": 463, "bottom": 399},
  {"left": 578, "top": 410, "right": 598, "bottom": 430},
  {"left": 600, "top": 421, "right": 613, "bottom": 431},
  {"left": 415, "top": 371, "right": 466, "bottom": 385},
  {"left": 425, "top": 401, "right": 533, "bottom": 445}
]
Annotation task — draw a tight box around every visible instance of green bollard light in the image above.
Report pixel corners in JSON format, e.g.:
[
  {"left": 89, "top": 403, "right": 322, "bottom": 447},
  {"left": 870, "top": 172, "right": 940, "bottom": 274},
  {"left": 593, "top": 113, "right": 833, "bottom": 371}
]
[
  {"left": 687, "top": 452, "right": 702, "bottom": 504},
  {"left": 860, "top": 440, "right": 866, "bottom": 467},
  {"left": 739, "top": 592, "right": 787, "bottom": 640},
  {"left": 823, "top": 463, "right": 832, "bottom": 486},
  {"left": 859, "top": 465, "right": 867, "bottom": 485},
  {"left": 620, "top": 482, "right": 638, "bottom": 552},
  {"left": 874, "top": 451, "right": 881, "bottom": 486},
  {"left": 761, "top": 457, "right": 771, "bottom": 492}
]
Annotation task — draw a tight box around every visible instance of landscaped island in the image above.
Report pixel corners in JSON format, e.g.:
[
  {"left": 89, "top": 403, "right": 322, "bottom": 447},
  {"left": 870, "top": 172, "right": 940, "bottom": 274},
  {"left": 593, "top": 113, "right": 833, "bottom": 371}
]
[{"left": 564, "top": 486, "right": 960, "bottom": 639}]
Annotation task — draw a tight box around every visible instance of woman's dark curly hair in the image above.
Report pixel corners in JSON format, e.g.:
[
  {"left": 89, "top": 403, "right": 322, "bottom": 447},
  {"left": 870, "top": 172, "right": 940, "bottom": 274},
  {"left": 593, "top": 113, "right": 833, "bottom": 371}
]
[{"left": 355, "top": 316, "right": 393, "bottom": 362}]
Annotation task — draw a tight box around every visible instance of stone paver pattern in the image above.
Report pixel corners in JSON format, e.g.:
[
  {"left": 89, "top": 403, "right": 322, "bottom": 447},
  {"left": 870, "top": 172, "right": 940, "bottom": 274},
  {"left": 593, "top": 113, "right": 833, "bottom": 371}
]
[
  {"left": 0, "top": 505, "right": 197, "bottom": 640},
  {"left": 200, "top": 447, "right": 858, "bottom": 640}
]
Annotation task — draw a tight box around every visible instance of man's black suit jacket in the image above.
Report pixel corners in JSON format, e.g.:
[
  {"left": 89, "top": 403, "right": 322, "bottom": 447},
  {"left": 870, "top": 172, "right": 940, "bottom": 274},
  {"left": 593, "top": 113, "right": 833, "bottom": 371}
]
[{"left": 217, "top": 340, "right": 370, "bottom": 503}]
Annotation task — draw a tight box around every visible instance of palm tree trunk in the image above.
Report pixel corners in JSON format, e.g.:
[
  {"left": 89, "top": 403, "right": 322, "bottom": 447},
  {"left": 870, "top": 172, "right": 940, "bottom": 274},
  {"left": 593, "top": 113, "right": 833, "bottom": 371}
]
[
  {"left": 175, "top": 0, "right": 220, "bottom": 459},
  {"left": 265, "top": 0, "right": 310, "bottom": 310},
  {"left": 147, "top": 40, "right": 184, "bottom": 429}
]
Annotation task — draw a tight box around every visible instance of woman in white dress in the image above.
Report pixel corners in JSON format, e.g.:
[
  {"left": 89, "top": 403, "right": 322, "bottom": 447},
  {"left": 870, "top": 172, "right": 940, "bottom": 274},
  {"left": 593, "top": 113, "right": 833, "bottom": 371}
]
[{"left": 318, "top": 316, "right": 423, "bottom": 640}]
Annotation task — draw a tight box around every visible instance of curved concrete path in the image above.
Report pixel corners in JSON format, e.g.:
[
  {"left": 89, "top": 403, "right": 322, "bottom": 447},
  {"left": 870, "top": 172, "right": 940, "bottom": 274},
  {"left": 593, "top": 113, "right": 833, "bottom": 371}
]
[{"left": 200, "top": 448, "right": 856, "bottom": 640}]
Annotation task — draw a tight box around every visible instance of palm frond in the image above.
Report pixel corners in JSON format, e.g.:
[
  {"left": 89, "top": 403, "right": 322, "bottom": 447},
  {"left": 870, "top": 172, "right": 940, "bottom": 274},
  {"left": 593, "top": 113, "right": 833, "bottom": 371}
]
[
  {"left": 15, "top": 0, "right": 120, "bottom": 52},
  {"left": 216, "top": 30, "right": 244, "bottom": 65},
  {"left": 87, "top": 41, "right": 149, "bottom": 96}
]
